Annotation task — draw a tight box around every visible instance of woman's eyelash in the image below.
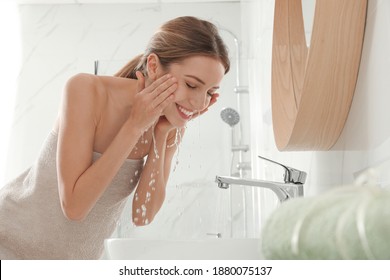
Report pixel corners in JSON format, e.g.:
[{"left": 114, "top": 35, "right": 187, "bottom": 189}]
[
  {"left": 186, "top": 83, "right": 196, "bottom": 89},
  {"left": 186, "top": 82, "right": 214, "bottom": 97}
]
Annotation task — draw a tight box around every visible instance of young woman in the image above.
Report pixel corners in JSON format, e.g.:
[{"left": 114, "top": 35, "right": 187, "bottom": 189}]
[{"left": 0, "top": 16, "right": 230, "bottom": 259}]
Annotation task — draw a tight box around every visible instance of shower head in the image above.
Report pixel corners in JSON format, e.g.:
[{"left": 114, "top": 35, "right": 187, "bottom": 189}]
[{"left": 220, "top": 107, "right": 240, "bottom": 127}]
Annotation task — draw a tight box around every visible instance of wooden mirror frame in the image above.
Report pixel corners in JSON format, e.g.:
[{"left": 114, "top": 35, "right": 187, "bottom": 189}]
[{"left": 271, "top": 0, "right": 367, "bottom": 150}]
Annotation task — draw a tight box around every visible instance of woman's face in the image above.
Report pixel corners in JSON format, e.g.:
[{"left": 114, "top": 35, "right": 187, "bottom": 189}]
[{"left": 161, "top": 55, "right": 225, "bottom": 128}]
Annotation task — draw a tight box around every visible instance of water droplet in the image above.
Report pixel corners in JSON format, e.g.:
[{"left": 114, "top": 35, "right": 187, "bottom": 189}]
[
  {"left": 151, "top": 128, "right": 160, "bottom": 159},
  {"left": 149, "top": 179, "right": 156, "bottom": 186},
  {"left": 144, "top": 219, "right": 149, "bottom": 225},
  {"left": 171, "top": 128, "right": 182, "bottom": 172},
  {"left": 141, "top": 204, "right": 147, "bottom": 217},
  {"left": 146, "top": 192, "right": 151, "bottom": 202}
]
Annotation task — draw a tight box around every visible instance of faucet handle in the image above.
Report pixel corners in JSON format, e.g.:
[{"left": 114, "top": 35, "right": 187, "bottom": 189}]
[{"left": 258, "top": 156, "right": 307, "bottom": 184}]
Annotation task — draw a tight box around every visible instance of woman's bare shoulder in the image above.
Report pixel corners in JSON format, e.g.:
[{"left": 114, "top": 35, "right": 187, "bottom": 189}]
[
  {"left": 63, "top": 73, "right": 136, "bottom": 109},
  {"left": 60, "top": 73, "right": 109, "bottom": 124},
  {"left": 65, "top": 73, "right": 102, "bottom": 91},
  {"left": 68, "top": 73, "right": 134, "bottom": 91},
  {"left": 96, "top": 75, "right": 136, "bottom": 89},
  {"left": 63, "top": 73, "right": 108, "bottom": 103}
]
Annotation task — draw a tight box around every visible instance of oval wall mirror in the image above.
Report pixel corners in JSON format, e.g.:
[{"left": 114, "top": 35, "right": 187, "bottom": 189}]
[{"left": 271, "top": 0, "right": 368, "bottom": 150}]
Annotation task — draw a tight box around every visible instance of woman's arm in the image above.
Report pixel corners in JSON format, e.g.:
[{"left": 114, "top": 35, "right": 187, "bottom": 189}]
[
  {"left": 131, "top": 92, "right": 218, "bottom": 226},
  {"left": 132, "top": 119, "right": 184, "bottom": 226},
  {"left": 57, "top": 72, "right": 176, "bottom": 221}
]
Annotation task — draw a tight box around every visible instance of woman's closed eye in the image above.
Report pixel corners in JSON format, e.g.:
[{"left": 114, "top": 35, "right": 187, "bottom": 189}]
[
  {"left": 186, "top": 82, "right": 196, "bottom": 89},
  {"left": 186, "top": 82, "right": 214, "bottom": 97}
]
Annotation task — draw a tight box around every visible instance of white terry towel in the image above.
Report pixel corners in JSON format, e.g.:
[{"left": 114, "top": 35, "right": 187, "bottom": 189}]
[{"left": 0, "top": 131, "right": 144, "bottom": 259}]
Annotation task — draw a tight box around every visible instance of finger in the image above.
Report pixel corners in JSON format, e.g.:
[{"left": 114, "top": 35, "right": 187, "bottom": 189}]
[
  {"left": 197, "top": 93, "right": 219, "bottom": 117},
  {"left": 209, "top": 93, "right": 219, "bottom": 107},
  {"left": 145, "top": 74, "right": 173, "bottom": 93},
  {"left": 136, "top": 71, "right": 145, "bottom": 93},
  {"left": 152, "top": 82, "right": 177, "bottom": 107},
  {"left": 154, "top": 92, "right": 175, "bottom": 112},
  {"left": 151, "top": 76, "right": 176, "bottom": 97}
]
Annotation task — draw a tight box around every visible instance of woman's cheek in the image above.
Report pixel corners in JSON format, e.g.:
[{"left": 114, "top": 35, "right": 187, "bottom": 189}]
[{"left": 173, "top": 84, "right": 185, "bottom": 101}]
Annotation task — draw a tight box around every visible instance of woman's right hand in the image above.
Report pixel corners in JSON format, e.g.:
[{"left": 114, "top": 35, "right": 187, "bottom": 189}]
[{"left": 128, "top": 71, "right": 177, "bottom": 132}]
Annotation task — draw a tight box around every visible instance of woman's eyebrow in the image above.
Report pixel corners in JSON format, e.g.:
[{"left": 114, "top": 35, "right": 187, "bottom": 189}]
[
  {"left": 185, "top": 74, "right": 205, "bottom": 84},
  {"left": 185, "top": 74, "right": 220, "bottom": 89}
]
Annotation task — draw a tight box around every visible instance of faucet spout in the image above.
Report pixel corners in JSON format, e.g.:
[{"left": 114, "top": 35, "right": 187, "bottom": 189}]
[
  {"left": 216, "top": 156, "right": 306, "bottom": 202},
  {"left": 215, "top": 175, "right": 304, "bottom": 202}
]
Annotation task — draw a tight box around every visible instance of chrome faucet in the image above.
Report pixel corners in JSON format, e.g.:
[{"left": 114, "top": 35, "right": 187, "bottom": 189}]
[{"left": 215, "top": 156, "right": 307, "bottom": 202}]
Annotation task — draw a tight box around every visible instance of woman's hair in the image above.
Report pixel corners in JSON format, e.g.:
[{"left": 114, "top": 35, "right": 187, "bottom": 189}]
[{"left": 115, "top": 16, "right": 230, "bottom": 79}]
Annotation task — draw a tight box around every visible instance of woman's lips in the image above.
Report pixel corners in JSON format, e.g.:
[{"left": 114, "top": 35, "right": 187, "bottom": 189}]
[{"left": 176, "top": 104, "right": 194, "bottom": 120}]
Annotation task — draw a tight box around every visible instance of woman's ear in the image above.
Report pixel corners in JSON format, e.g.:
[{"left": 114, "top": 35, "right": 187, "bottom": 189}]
[{"left": 146, "top": 53, "right": 161, "bottom": 81}]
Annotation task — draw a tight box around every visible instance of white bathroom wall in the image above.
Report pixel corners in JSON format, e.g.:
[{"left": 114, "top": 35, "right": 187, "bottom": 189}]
[
  {"left": 243, "top": 0, "right": 390, "bottom": 224},
  {"left": 4, "top": 2, "right": 243, "bottom": 239},
  {"left": 0, "top": 3, "right": 21, "bottom": 186}
]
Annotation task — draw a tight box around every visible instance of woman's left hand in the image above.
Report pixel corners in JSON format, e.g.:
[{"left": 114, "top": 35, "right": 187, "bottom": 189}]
[
  {"left": 193, "top": 93, "right": 220, "bottom": 119},
  {"left": 154, "top": 116, "right": 185, "bottom": 147},
  {"left": 154, "top": 116, "right": 175, "bottom": 136}
]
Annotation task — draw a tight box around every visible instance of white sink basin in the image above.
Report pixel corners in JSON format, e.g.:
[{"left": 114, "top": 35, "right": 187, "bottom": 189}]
[{"left": 104, "top": 238, "right": 262, "bottom": 260}]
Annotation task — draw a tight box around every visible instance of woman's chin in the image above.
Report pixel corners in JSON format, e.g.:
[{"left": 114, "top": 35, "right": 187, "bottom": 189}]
[{"left": 165, "top": 117, "right": 187, "bottom": 129}]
